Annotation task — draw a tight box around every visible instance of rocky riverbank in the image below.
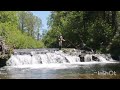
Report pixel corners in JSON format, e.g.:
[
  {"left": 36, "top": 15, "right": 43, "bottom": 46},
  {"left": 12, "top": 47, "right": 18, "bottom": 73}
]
[{"left": 0, "top": 36, "right": 13, "bottom": 67}]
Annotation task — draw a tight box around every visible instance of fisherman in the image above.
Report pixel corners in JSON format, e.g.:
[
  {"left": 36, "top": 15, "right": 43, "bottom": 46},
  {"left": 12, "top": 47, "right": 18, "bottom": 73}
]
[{"left": 58, "top": 34, "right": 65, "bottom": 50}]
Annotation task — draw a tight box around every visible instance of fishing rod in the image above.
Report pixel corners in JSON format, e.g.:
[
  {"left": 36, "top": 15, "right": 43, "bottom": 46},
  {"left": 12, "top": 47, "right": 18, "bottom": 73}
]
[
  {"left": 65, "top": 39, "right": 78, "bottom": 49},
  {"left": 56, "top": 30, "right": 76, "bottom": 48},
  {"left": 56, "top": 29, "right": 93, "bottom": 51}
]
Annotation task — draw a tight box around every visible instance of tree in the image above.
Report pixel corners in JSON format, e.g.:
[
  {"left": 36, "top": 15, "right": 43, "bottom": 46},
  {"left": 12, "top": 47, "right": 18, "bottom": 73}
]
[
  {"left": 17, "top": 11, "right": 42, "bottom": 38},
  {"left": 43, "top": 11, "right": 120, "bottom": 55},
  {"left": 0, "top": 11, "right": 44, "bottom": 49}
]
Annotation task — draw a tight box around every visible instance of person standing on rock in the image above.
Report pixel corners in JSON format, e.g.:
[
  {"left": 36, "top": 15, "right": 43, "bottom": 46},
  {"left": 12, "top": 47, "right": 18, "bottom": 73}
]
[{"left": 58, "top": 34, "right": 65, "bottom": 50}]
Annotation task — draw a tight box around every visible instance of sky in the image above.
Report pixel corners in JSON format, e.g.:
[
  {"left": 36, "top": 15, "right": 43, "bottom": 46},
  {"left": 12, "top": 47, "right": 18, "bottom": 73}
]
[{"left": 31, "top": 11, "right": 51, "bottom": 32}]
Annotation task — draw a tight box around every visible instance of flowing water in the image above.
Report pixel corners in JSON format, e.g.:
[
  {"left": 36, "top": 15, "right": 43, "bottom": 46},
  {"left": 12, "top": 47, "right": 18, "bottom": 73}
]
[{"left": 0, "top": 49, "right": 120, "bottom": 79}]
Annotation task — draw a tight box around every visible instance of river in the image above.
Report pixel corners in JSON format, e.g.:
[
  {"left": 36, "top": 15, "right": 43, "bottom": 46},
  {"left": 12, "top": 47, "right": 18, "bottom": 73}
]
[{"left": 0, "top": 49, "right": 120, "bottom": 79}]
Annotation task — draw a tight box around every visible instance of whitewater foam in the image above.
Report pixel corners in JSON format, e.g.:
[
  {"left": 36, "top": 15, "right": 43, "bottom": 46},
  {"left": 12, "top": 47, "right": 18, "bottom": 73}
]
[{"left": 6, "top": 50, "right": 118, "bottom": 67}]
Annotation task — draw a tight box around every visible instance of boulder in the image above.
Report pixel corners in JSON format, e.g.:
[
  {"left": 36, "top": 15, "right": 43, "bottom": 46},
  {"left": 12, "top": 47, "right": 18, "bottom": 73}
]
[{"left": 0, "top": 36, "right": 13, "bottom": 67}]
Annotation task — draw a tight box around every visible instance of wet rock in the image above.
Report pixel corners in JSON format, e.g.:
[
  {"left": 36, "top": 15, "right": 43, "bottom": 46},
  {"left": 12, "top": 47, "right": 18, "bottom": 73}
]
[
  {"left": 0, "top": 58, "right": 7, "bottom": 67},
  {"left": 111, "top": 55, "right": 120, "bottom": 61},
  {"left": 0, "top": 36, "right": 13, "bottom": 67},
  {"left": 79, "top": 54, "right": 85, "bottom": 62},
  {"left": 92, "top": 55, "right": 100, "bottom": 61}
]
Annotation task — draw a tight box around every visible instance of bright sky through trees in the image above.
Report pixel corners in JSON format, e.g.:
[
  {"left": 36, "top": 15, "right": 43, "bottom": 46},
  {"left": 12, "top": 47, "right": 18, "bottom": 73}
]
[{"left": 31, "top": 11, "right": 51, "bottom": 31}]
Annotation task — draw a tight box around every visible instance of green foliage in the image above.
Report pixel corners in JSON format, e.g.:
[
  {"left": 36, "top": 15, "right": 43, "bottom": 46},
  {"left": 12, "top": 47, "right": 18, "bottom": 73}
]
[
  {"left": 0, "top": 11, "right": 44, "bottom": 49},
  {"left": 0, "top": 11, "right": 119, "bottom": 56},
  {"left": 43, "top": 11, "right": 120, "bottom": 55},
  {"left": 42, "top": 29, "right": 58, "bottom": 48},
  {"left": 17, "top": 11, "right": 42, "bottom": 39},
  {"left": 87, "top": 19, "right": 113, "bottom": 51},
  {"left": 0, "top": 22, "right": 44, "bottom": 49}
]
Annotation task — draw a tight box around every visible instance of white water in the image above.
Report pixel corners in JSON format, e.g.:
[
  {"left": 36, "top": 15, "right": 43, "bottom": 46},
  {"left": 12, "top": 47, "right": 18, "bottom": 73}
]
[{"left": 6, "top": 50, "right": 117, "bottom": 68}]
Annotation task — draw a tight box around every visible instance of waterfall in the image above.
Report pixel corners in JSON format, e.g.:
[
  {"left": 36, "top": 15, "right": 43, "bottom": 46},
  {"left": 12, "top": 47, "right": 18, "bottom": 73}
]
[
  {"left": 84, "top": 54, "right": 92, "bottom": 62},
  {"left": 6, "top": 49, "right": 116, "bottom": 66},
  {"left": 96, "top": 55, "right": 109, "bottom": 62}
]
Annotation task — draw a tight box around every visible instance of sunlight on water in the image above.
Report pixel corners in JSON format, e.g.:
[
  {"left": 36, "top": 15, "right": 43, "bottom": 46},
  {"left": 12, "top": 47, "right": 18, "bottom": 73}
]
[
  {"left": 0, "top": 63, "right": 120, "bottom": 79},
  {"left": 0, "top": 49, "right": 119, "bottom": 79}
]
